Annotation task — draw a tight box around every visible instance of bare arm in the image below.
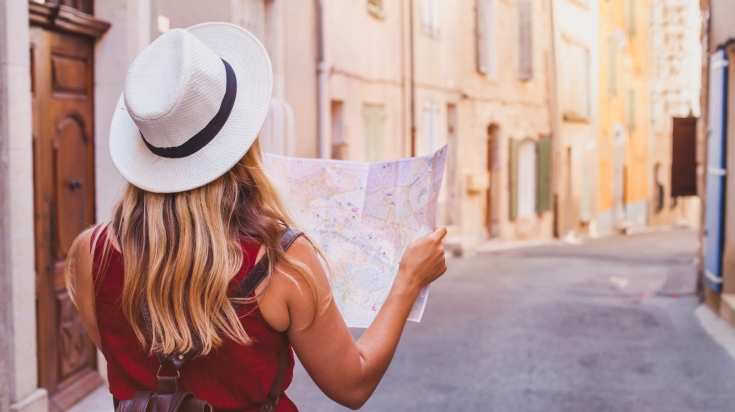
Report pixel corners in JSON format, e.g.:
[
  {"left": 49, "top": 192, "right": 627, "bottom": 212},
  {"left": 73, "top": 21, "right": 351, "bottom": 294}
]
[{"left": 267, "top": 227, "right": 447, "bottom": 409}]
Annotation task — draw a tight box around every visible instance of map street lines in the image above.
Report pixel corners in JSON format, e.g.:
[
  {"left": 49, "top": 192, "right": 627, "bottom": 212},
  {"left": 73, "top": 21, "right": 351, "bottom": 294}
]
[{"left": 265, "top": 146, "right": 447, "bottom": 328}]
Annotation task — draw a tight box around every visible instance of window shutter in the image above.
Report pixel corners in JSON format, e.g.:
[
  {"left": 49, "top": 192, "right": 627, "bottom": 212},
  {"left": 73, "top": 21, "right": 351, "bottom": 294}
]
[
  {"left": 476, "top": 0, "right": 488, "bottom": 74},
  {"left": 536, "top": 136, "right": 552, "bottom": 213},
  {"left": 364, "top": 104, "right": 385, "bottom": 162},
  {"left": 509, "top": 138, "right": 519, "bottom": 220},
  {"left": 627, "top": 89, "right": 636, "bottom": 132},
  {"left": 607, "top": 34, "right": 617, "bottom": 99},
  {"left": 626, "top": 0, "right": 636, "bottom": 37},
  {"left": 671, "top": 117, "right": 697, "bottom": 196},
  {"left": 422, "top": 0, "right": 431, "bottom": 31},
  {"left": 518, "top": 0, "right": 533, "bottom": 81}
]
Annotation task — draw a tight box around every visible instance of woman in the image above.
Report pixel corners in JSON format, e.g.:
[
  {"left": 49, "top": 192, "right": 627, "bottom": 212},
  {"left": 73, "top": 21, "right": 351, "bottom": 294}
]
[{"left": 65, "top": 22, "right": 447, "bottom": 411}]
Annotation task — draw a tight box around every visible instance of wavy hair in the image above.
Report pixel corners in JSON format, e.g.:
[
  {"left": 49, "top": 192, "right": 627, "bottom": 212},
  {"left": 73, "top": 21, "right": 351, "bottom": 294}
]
[{"left": 66, "top": 139, "right": 329, "bottom": 356}]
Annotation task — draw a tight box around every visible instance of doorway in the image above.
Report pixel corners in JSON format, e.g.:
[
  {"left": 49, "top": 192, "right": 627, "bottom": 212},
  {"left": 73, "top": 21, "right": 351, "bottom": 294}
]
[
  {"left": 613, "top": 123, "right": 626, "bottom": 226},
  {"left": 30, "top": 26, "right": 100, "bottom": 411},
  {"left": 486, "top": 124, "right": 499, "bottom": 237}
]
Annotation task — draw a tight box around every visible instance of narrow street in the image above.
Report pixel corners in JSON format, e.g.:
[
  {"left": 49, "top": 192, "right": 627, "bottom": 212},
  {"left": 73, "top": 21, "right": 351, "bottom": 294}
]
[{"left": 288, "top": 229, "right": 735, "bottom": 411}]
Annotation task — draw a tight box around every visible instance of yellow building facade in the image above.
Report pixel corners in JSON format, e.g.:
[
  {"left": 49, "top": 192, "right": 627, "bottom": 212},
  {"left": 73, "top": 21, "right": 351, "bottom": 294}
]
[{"left": 597, "top": 0, "right": 651, "bottom": 233}]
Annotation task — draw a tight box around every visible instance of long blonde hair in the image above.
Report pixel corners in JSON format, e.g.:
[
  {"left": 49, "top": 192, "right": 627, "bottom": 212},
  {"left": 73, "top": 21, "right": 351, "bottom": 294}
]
[{"left": 66, "top": 139, "right": 328, "bottom": 356}]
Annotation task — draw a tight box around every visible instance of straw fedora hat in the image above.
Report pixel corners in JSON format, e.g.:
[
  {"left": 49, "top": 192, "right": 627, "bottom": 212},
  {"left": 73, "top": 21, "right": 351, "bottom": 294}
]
[{"left": 109, "top": 22, "right": 272, "bottom": 193}]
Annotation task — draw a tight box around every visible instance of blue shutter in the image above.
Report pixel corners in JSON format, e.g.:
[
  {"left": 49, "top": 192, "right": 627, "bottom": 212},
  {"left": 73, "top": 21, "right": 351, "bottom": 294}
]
[{"left": 704, "top": 50, "right": 729, "bottom": 292}]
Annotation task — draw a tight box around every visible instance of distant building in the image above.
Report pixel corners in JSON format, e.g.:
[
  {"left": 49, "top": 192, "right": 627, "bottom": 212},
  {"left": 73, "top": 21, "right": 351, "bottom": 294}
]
[
  {"left": 648, "top": 0, "right": 701, "bottom": 229},
  {"left": 549, "top": 0, "right": 600, "bottom": 239},
  {"left": 597, "top": 0, "right": 649, "bottom": 234},
  {"left": 312, "top": 0, "right": 556, "bottom": 251}
]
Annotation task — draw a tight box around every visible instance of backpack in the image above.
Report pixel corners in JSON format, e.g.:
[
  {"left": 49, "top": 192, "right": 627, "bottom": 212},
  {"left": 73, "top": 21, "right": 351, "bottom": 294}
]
[{"left": 115, "top": 230, "right": 303, "bottom": 412}]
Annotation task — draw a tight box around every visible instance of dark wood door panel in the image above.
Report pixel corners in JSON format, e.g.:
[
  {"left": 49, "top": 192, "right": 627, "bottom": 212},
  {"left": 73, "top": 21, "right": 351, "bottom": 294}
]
[{"left": 30, "top": 25, "right": 100, "bottom": 412}]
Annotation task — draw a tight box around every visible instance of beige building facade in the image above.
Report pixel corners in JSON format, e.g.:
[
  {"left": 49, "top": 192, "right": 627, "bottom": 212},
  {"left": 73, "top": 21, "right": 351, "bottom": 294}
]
[
  {"left": 647, "top": 0, "right": 701, "bottom": 228},
  {"left": 549, "top": 0, "right": 600, "bottom": 238},
  {"left": 312, "top": 0, "right": 556, "bottom": 252}
]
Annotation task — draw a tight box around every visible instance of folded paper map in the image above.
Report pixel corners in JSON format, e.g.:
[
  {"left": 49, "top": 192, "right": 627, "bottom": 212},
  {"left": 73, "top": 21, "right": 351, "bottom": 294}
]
[{"left": 265, "top": 146, "right": 447, "bottom": 328}]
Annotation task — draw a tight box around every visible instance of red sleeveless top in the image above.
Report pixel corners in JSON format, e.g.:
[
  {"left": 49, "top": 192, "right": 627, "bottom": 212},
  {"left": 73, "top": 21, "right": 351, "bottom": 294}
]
[{"left": 92, "top": 228, "right": 298, "bottom": 411}]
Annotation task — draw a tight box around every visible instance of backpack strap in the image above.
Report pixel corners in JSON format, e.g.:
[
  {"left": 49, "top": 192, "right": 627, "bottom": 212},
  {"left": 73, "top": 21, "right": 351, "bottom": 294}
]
[{"left": 258, "top": 339, "right": 291, "bottom": 412}]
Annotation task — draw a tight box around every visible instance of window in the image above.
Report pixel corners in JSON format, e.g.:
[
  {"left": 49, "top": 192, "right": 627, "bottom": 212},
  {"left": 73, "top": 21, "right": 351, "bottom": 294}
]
[
  {"left": 626, "top": 88, "right": 636, "bottom": 132},
  {"left": 517, "top": 139, "right": 537, "bottom": 217},
  {"left": 331, "top": 101, "right": 346, "bottom": 160},
  {"left": 261, "top": 98, "right": 296, "bottom": 156},
  {"left": 561, "top": 39, "right": 590, "bottom": 120},
  {"left": 367, "top": 0, "right": 385, "bottom": 19},
  {"left": 476, "top": 0, "right": 498, "bottom": 77},
  {"left": 421, "top": 0, "right": 440, "bottom": 37},
  {"left": 363, "top": 104, "right": 385, "bottom": 162},
  {"left": 517, "top": 0, "right": 533, "bottom": 81},
  {"left": 236, "top": 0, "right": 266, "bottom": 42},
  {"left": 423, "top": 101, "right": 441, "bottom": 155},
  {"left": 625, "top": 0, "right": 636, "bottom": 37},
  {"left": 607, "top": 33, "right": 618, "bottom": 99}
]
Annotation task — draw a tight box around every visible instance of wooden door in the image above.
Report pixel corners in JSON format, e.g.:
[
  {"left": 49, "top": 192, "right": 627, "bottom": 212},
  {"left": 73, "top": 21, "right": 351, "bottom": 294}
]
[{"left": 30, "top": 26, "right": 100, "bottom": 411}]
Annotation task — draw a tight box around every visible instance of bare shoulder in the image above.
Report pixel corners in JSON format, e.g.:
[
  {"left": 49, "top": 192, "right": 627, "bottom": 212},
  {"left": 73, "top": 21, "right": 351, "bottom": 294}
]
[
  {"left": 272, "top": 234, "right": 331, "bottom": 306},
  {"left": 284, "top": 235, "right": 319, "bottom": 261}
]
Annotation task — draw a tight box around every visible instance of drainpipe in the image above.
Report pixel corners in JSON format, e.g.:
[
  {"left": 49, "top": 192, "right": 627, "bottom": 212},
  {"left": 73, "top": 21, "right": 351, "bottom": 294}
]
[
  {"left": 547, "top": 0, "right": 561, "bottom": 238},
  {"left": 316, "top": 0, "right": 330, "bottom": 159},
  {"left": 409, "top": 0, "right": 416, "bottom": 157}
]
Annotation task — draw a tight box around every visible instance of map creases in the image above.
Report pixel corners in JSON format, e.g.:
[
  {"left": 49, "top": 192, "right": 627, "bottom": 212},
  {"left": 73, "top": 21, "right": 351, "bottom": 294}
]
[{"left": 265, "top": 146, "right": 447, "bottom": 328}]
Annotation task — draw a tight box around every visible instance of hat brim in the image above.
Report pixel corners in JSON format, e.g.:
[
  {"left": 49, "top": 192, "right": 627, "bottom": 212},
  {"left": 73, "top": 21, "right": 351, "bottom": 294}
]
[{"left": 109, "top": 22, "right": 273, "bottom": 194}]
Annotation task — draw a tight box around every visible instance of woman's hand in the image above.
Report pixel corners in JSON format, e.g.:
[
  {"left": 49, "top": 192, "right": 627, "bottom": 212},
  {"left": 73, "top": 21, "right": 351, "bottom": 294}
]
[
  {"left": 272, "top": 228, "right": 449, "bottom": 409},
  {"left": 395, "top": 227, "right": 448, "bottom": 294}
]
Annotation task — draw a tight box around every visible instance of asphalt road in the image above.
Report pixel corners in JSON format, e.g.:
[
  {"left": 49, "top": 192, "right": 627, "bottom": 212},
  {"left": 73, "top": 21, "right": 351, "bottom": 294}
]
[{"left": 286, "top": 229, "right": 735, "bottom": 412}]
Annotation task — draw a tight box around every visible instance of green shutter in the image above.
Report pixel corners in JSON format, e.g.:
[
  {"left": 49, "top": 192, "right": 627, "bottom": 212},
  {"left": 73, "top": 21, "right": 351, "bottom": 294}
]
[
  {"left": 536, "top": 136, "right": 552, "bottom": 213},
  {"left": 509, "top": 138, "right": 519, "bottom": 220}
]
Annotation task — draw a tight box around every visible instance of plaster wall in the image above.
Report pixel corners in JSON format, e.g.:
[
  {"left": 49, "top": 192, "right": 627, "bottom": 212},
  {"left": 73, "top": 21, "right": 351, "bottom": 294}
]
[
  {"left": 710, "top": 0, "right": 735, "bottom": 48},
  {"left": 596, "top": 0, "right": 650, "bottom": 231},
  {"left": 322, "top": 0, "right": 408, "bottom": 162},
  {"left": 450, "top": 0, "right": 554, "bottom": 247},
  {"left": 648, "top": 0, "right": 702, "bottom": 229},
  {"left": 281, "top": 1, "right": 318, "bottom": 158},
  {"left": 553, "top": 0, "right": 600, "bottom": 235},
  {"left": 0, "top": 0, "right": 47, "bottom": 410}
]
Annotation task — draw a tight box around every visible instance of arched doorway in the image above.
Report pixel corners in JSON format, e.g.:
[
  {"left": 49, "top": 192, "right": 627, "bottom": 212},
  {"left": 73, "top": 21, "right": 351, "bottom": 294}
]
[{"left": 486, "top": 124, "right": 500, "bottom": 237}]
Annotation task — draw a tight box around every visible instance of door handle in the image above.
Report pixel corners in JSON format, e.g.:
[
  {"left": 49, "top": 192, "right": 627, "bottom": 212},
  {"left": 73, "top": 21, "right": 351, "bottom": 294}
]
[{"left": 69, "top": 179, "right": 83, "bottom": 191}]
